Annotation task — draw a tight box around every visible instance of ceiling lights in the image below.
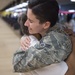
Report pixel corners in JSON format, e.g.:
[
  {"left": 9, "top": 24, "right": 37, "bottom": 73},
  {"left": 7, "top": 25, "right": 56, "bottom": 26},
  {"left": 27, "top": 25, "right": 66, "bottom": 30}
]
[
  {"left": 71, "top": 0, "right": 75, "bottom": 2},
  {"left": 5, "top": 2, "right": 28, "bottom": 12}
]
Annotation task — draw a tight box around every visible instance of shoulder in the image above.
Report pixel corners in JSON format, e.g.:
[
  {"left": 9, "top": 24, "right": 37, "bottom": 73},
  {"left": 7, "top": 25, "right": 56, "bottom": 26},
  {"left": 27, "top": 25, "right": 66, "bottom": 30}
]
[{"left": 42, "top": 30, "right": 72, "bottom": 48}]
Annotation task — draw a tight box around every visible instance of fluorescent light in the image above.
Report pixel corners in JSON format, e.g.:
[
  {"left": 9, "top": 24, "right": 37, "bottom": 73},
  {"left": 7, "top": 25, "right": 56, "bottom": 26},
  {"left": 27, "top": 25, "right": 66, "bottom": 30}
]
[
  {"left": 68, "top": 9, "right": 75, "bottom": 12},
  {"left": 5, "top": 2, "right": 28, "bottom": 12},
  {"left": 14, "top": 8, "right": 27, "bottom": 12},
  {"left": 71, "top": 0, "right": 75, "bottom": 2}
]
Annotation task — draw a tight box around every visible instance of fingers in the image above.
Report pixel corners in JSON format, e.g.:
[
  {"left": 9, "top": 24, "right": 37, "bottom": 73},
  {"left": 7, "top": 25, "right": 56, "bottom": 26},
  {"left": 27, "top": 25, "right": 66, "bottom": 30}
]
[
  {"left": 20, "top": 36, "right": 31, "bottom": 50},
  {"left": 21, "top": 42, "right": 27, "bottom": 50},
  {"left": 24, "top": 37, "right": 31, "bottom": 47}
]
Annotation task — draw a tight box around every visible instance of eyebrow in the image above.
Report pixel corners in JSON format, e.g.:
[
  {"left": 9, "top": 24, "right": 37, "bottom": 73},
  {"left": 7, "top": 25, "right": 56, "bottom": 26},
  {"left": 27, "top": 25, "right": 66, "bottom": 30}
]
[{"left": 28, "top": 18, "right": 34, "bottom": 22}]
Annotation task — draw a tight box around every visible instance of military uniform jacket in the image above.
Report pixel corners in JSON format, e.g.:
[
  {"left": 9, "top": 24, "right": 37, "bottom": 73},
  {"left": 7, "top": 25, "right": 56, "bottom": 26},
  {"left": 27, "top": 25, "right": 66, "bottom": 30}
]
[{"left": 13, "top": 23, "right": 72, "bottom": 73}]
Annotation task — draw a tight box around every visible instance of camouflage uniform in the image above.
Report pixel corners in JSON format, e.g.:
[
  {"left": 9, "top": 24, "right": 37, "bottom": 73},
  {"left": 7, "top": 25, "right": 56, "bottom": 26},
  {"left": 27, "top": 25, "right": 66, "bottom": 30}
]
[{"left": 13, "top": 23, "right": 72, "bottom": 73}]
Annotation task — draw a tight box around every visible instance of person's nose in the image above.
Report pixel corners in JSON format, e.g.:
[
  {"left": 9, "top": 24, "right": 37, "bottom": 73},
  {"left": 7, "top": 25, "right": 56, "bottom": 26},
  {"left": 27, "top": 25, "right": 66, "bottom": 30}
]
[{"left": 24, "top": 19, "right": 30, "bottom": 27}]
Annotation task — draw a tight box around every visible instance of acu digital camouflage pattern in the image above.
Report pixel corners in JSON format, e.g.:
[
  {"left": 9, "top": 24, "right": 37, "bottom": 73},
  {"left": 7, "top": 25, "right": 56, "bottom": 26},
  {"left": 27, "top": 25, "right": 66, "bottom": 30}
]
[{"left": 13, "top": 23, "right": 72, "bottom": 72}]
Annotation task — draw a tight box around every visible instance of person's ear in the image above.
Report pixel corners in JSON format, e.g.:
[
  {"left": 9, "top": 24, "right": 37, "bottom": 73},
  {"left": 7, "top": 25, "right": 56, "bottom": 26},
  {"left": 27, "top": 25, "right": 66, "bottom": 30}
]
[{"left": 43, "top": 21, "right": 51, "bottom": 29}]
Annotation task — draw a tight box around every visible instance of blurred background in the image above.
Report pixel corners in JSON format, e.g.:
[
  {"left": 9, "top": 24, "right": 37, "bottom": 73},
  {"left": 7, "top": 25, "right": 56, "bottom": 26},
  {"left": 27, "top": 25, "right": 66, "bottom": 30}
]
[{"left": 0, "top": 0, "right": 75, "bottom": 75}]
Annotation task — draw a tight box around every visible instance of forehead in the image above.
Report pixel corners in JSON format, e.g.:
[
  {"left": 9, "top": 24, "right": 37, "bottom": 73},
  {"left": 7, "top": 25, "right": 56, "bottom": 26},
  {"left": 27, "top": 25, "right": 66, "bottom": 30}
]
[
  {"left": 27, "top": 9, "right": 35, "bottom": 18},
  {"left": 27, "top": 9, "right": 40, "bottom": 22}
]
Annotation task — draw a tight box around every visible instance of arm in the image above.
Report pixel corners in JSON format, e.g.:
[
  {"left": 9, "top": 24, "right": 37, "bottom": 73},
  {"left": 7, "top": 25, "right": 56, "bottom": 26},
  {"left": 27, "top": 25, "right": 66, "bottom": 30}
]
[
  {"left": 13, "top": 32, "right": 72, "bottom": 72},
  {"left": 65, "top": 36, "right": 75, "bottom": 75}
]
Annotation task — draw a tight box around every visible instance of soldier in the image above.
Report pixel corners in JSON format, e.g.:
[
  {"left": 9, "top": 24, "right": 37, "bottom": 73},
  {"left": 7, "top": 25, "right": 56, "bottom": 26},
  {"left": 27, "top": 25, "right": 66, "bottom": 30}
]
[{"left": 13, "top": 0, "right": 72, "bottom": 75}]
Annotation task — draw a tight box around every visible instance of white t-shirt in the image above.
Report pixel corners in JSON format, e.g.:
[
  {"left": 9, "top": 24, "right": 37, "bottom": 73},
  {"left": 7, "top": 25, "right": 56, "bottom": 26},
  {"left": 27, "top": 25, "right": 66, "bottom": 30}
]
[{"left": 19, "top": 35, "right": 68, "bottom": 75}]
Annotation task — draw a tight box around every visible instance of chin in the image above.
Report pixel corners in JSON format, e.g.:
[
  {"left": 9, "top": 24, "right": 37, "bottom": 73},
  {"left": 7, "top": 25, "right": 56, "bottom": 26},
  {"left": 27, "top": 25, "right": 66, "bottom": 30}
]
[
  {"left": 29, "top": 31, "right": 33, "bottom": 34},
  {"left": 29, "top": 32, "right": 37, "bottom": 35}
]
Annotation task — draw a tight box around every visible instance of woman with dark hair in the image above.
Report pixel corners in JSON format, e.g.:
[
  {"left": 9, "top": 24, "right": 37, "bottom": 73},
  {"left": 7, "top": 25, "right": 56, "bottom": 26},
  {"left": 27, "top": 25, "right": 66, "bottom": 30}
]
[
  {"left": 13, "top": 0, "right": 72, "bottom": 75},
  {"left": 17, "top": 13, "right": 29, "bottom": 35}
]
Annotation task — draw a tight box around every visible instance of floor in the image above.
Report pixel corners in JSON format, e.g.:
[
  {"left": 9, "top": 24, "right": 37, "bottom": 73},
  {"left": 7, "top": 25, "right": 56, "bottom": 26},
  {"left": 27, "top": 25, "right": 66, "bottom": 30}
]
[{"left": 0, "top": 18, "right": 21, "bottom": 75}]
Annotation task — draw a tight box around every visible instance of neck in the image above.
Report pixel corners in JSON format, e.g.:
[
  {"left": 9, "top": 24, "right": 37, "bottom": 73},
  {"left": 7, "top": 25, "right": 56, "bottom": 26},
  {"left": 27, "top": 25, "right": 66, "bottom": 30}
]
[
  {"left": 33, "top": 34, "right": 42, "bottom": 40},
  {"left": 40, "top": 28, "right": 49, "bottom": 37}
]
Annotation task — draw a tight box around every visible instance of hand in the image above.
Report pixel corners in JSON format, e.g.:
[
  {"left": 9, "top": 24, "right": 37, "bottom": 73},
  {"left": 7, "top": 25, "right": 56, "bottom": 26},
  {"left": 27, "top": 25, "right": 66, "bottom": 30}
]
[{"left": 20, "top": 36, "right": 31, "bottom": 50}]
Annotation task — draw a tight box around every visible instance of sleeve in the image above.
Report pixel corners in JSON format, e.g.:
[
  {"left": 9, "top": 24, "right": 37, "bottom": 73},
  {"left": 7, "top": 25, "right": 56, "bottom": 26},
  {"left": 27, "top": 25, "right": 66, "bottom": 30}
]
[{"left": 13, "top": 32, "right": 72, "bottom": 72}]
